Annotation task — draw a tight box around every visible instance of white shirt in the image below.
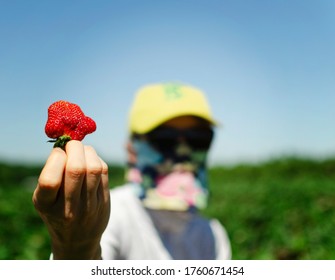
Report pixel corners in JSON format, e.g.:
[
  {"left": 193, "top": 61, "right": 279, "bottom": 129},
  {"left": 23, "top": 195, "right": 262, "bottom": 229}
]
[{"left": 101, "top": 184, "right": 231, "bottom": 260}]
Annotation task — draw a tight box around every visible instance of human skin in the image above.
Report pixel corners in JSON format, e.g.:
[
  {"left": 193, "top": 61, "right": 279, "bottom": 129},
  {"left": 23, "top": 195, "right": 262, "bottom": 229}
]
[{"left": 32, "top": 141, "right": 110, "bottom": 259}]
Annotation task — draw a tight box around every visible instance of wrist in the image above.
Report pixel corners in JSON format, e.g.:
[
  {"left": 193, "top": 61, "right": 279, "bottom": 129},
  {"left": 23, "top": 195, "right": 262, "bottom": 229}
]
[{"left": 51, "top": 238, "right": 102, "bottom": 260}]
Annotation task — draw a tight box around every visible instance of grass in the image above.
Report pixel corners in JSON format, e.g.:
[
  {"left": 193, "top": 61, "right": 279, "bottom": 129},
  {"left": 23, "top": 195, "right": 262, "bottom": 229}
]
[
  {"left": 203, "top": 157, "right": 335, "bottom": 259},
  {"left": 0, "top": 157, "right": 334, "bottom": 259}
]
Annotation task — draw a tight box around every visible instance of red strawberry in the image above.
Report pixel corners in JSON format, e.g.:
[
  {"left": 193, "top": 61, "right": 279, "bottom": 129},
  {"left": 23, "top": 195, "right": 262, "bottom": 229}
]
[{"left": 45, "top": 100, "right": 96, "bottom": 148}]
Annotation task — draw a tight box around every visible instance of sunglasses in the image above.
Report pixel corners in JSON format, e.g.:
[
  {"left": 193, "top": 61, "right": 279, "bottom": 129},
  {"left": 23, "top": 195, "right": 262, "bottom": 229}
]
[{"left": 143, "top": 126, "right": 214, "bottom": 151}]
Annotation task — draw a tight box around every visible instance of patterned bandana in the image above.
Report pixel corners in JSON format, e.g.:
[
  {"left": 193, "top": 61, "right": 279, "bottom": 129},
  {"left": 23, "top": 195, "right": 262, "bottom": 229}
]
[{"left": 125, "top": 137, "right": 210, "bottom": 211}]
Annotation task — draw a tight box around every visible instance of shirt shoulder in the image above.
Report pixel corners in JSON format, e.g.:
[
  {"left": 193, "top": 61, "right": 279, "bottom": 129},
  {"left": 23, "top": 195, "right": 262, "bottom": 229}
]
[{"left": 209, "top": 219, "right": 232, "bottom": 260}]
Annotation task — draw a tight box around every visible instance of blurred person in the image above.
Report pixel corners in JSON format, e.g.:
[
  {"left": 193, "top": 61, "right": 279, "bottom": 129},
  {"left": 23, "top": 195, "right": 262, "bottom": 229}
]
[{"left": 32, "top": 82, "right": 231, "bottom": 260}]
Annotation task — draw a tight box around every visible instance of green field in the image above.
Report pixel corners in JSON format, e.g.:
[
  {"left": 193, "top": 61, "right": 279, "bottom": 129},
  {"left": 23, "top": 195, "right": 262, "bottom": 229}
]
[{"left": 0, "top": 157, "right": 334, "bottom": 259}]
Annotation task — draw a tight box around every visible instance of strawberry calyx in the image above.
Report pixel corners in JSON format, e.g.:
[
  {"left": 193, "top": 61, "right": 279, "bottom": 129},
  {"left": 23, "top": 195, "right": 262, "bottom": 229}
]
[{"left": 47, "top": 135, "right": 72, "bottom": 149}]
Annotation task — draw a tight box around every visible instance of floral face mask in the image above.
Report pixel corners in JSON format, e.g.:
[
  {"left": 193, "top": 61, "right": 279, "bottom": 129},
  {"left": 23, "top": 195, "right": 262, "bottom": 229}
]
[{"left": 125, "top": 127, "right": 213, "bottom": 211}]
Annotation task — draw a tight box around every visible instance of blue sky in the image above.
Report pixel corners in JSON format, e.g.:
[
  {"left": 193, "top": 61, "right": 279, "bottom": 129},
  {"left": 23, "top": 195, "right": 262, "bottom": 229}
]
[{"left": 0, "top": 0, "right": 334, "bottom": 165}]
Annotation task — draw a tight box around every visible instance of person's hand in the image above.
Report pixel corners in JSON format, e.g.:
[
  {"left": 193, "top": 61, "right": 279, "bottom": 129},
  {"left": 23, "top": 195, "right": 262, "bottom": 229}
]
[{"left": 32, "top": 140, "right": 110, "bottom": 259}]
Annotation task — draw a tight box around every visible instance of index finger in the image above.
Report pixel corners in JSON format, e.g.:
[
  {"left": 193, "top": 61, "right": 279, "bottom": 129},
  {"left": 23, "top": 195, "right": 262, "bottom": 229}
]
[{"left": 33, "top": 147, "right": 67, "bottom": 207}]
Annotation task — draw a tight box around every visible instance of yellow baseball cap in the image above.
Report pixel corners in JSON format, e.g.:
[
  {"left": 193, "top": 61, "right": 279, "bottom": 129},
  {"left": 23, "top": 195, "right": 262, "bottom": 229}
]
[{"left": 129, "top": 82, "right": 217, "bottom": 134}]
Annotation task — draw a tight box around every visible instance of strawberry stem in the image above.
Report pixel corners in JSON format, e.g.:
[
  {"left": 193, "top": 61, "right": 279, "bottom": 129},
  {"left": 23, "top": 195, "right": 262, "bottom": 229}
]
[{"left": 48, "top": 135, "right": 71, "bottom": 149}]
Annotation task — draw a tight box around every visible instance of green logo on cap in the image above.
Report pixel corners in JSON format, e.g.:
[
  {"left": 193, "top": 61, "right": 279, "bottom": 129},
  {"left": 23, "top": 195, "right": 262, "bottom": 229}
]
[{"left": 163, "top": 83, "right": 183, "bottom": 100}]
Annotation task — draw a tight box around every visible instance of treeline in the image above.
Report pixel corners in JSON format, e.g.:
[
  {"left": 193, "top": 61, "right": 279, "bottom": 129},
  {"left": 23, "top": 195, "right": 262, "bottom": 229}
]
[
  {"left": 1, "top": 156, "right": 334, "bottom": 188},
  {"left": 210, "top": 156, "right": 335, "bottom": 181}
]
